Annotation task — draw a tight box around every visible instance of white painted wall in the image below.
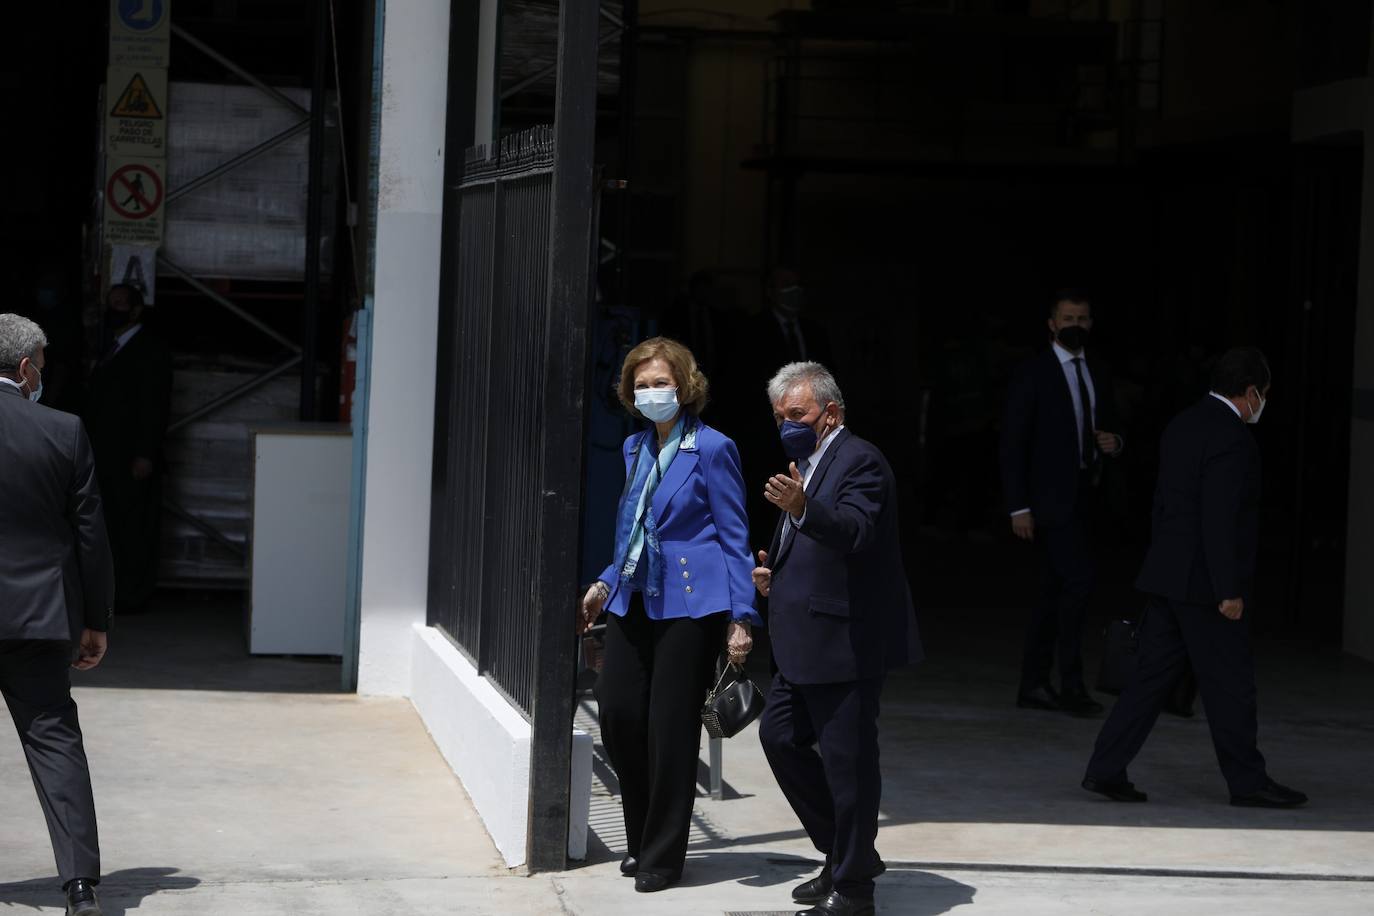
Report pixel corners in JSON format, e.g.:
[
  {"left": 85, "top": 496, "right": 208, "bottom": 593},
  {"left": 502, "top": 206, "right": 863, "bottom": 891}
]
[
  {"left": 357, "top": 0, "right": 451, "bottom": 696},
  {"left": 410, "top": 624, "right": 593, "bottom": 868}
]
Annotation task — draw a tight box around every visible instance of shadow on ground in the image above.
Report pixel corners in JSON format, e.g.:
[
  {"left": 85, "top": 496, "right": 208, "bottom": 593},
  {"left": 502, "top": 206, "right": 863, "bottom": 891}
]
[
  {"left": 79, "top": 591, "right": 341, "bottom": 694},
  {"left": 0, "top": 868, "right": 201, "bottom": 915}
]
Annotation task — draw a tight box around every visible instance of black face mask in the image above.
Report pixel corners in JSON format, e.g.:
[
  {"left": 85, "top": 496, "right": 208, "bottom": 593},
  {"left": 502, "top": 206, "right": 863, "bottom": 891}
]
[{"left": 1056, "top": 325, "right": 1089, "bottom": 351}]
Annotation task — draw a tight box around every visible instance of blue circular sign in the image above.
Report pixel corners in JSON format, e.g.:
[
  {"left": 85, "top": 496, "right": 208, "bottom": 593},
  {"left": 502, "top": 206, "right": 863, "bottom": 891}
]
[{"left": 118, "top": 0, "right": 166, "bottom": 32}]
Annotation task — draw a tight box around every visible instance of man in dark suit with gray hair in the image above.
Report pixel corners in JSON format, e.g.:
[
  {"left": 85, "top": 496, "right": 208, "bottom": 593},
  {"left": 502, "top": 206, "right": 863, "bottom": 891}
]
[
  {"left": 753, "top": 361, "right": 920, "bottom": 916},
  {"left": 0, "top": 313, "right": 114, "bottom": 916}
]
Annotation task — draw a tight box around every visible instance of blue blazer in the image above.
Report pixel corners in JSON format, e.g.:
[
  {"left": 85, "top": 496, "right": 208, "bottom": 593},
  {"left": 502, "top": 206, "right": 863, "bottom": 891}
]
[
  {"left": 598, "top": 418, "right": 762, "bottom": 625},
  {"left": 765, "top": 428, "right": 922, "bottom": 684}
]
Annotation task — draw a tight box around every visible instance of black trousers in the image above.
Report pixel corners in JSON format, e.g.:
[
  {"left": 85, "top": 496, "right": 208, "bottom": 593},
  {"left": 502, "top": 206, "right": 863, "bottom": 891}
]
[
  {"left": 1085, "top": 596, "right": 1267, "bottom": 796},
  {"left": 594, "top": 598, "right": 725, "bottom": 878},
  {"left": 759, "top": 674, "right": 885, "bottom": 900},
  {"left": 0, "top": 641, "right": 101, "bottom": 885},
  {"left": 99, "top": 467, "right": 162, "bottom": 612},
  {"left": 1020, "top": 489, "right": 1096, "bottom": 692}
]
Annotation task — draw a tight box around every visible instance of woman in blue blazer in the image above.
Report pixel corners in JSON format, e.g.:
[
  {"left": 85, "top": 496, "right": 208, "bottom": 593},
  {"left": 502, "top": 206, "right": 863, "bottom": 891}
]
[{"left": 578, "top": 336, "right": 760, "bottom": 893}]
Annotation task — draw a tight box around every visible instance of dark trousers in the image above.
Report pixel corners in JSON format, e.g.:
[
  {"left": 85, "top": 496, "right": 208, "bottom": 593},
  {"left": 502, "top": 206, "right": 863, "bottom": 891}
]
[
  {"left": 1020, "top": 493, "right": 1095, "bottom": 692},
  {"left": 99, "top": 467, "right": 162, "bottom": 612},
  {"left": 1086, "top": 596, "right": 1267, "bottom": 795},
  {"left": 594, "top": 598, "right": 725, "bottom": 878},
  {"left": 759, "top": 674, "right": 885, "bottom": 900},
  {"left": 0, "top": 641, "right": 101, "bottom": 885}
]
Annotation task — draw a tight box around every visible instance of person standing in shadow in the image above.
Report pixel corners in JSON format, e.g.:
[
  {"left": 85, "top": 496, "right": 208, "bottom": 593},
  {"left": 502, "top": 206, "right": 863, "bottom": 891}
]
[
  {"left": 1083, "top": 347, "right": 1307, "bottom": 808},
  {"left": 1000, "top": 289, "right": 1124, "bottom": 717},
  {"left": 83, "top": 284, "right": 173, "bottom": 614},
  {"left": 733, "top": 267, "right": 834, "bottom": 545}
]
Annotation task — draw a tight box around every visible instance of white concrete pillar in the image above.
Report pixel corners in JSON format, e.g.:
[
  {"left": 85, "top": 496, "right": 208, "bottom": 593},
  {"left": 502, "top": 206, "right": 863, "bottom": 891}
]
[
  {"left": 474, "top": 0, "right": 501, "bottom": 147},
  {"left": 357, "top": 0, "right": 452, "bottom": 695}
]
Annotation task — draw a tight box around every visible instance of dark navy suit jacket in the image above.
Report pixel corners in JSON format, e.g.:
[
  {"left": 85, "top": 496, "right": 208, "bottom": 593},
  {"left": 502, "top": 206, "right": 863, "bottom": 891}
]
[
  {"left": 598, "top": 418, "right": 761, "bottom": 625},
  {"left": 999, "top": 347, "right": 1120, "bottom": 526},
  {"left": 765, "top": 428, "right": 921, "bottom": 684},
  {"left": 1136, "top": 396, "right": 1261, "bottom": 606}
]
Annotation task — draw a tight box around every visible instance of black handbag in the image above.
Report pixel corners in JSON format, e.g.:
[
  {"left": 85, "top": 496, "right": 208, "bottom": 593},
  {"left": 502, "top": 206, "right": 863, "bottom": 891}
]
[{"left": 701, "top": 662, "right": 766, "bottom": 739}]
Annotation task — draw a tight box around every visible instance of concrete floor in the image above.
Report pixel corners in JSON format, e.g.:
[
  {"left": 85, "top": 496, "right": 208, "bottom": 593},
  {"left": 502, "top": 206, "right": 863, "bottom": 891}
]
[{"left": 2, "top": 592, "right": 1372, "bottom": 914}]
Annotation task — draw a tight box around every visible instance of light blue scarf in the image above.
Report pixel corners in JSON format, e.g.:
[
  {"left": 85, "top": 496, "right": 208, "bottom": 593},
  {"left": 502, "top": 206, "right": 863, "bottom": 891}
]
[{"left": 612, "top": 415, "right": 686, "bottom": 598}]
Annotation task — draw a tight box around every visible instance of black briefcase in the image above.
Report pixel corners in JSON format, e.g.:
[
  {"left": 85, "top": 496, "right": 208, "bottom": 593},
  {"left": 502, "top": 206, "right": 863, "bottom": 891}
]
[
  {"left": 1096, "top": 618, "right": 1138, "bottom": 696},
  {"left": 1096, "top": 612, "right": 1197, "bottom": 717}
]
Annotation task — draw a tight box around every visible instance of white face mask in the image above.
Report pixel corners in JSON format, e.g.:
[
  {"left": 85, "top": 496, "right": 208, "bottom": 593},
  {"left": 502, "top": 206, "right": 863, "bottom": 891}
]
[
  {"left": 22, "top": 364, "right": 42, "bottom": 404},
  {"left": 1246, "top": 389, "right": 1265, "bottom": 425},
  {"left": 634, "top": 387, "right": 679, "bottom": 423}
]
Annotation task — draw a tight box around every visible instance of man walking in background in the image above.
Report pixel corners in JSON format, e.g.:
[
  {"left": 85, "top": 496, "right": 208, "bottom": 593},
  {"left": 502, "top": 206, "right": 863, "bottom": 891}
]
[
  {"left": 0, "top": 314, "right": 114, "bottom": 916},
  {"left": 1000, "top": 289, "right": 1123, "bottom": 716},
  {"left": 753, "top": 362, "right": 920, "bottom": 916},
  {"left": 1083, "top": 347, "right": 1306, "bottom": 808}
]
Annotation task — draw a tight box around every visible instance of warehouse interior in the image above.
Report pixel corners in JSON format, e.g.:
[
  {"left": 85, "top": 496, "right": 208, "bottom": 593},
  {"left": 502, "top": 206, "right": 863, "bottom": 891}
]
[{"left": 7, "top": 0, "right": 1372, "bottom": 678}]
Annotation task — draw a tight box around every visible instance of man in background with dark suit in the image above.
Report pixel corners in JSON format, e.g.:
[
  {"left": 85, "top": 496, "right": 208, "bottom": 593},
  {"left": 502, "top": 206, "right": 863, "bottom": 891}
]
[
  {"left": 1000, "top": 289, "right": 1123, "bottom": 716},
  {"left": 0, "top": 313, "right": 114, "bottom": 916},
  {"left": 735, "top": 268, "right": 835, "bottom": 543},
  {"left": 1083, "top": 347, "right": 1306, "bottom": 808},
  {"left": 84, "top": 284, "right": 173, "bottom": 614},
  {"left": 752, "top": 362, "right": 920, "bottom": 916}
]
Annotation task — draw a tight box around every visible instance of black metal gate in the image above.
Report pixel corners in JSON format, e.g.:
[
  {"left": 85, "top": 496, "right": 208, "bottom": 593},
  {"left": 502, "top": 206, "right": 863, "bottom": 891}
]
[
  {"left": 430, "top": 127, "right": 559, "bottom": 714},
  {"left": 424, "top": 1, "right": 600, "bottom": 873}
]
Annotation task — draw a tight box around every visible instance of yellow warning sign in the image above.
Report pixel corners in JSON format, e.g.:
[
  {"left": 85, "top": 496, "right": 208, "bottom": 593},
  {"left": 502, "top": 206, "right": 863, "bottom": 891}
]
[
  {"left": 110, "top": 72, "right": 164, "bottom": 119},
  {"left": 105, "top": 66, "right": 167, "bottom": 156}
]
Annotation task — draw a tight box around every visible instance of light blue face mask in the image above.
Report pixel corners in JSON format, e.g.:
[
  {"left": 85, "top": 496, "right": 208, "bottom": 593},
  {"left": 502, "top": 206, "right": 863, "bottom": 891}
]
[
  {"left": 635, "top": 387, "right": 679, "bottom": 423},
  {"left": 25, "top": 365, "right": 43, "bottom": 403}
]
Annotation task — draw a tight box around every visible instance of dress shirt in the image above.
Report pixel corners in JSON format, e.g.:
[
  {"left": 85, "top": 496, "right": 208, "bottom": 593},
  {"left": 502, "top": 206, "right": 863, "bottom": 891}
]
[
  {"left": 1010, "top": 344, "right": 1109, "bottom": 517},
  {"left": 1209, "top": 391, "right": 1243, "bottom": 420},
  {"left": 1054, "top": 341, "right": 1096, "bottom": 468},
  {"left": 0, "top": 377, "right": 24, "bottom": 394},
  {"left": 109, "top": 323, "right": 143, "bottom": 358}
]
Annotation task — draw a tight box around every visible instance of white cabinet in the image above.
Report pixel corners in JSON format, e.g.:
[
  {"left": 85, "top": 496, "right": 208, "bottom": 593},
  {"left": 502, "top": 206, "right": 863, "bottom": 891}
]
[{"left": 249, "top": 426, "right": 352, "bottom": 655}]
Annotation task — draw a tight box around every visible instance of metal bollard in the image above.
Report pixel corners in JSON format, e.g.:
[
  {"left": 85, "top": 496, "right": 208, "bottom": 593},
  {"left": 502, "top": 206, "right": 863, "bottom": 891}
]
[{"left": 708, "top": 735, "right": 724, "bottom": 800}]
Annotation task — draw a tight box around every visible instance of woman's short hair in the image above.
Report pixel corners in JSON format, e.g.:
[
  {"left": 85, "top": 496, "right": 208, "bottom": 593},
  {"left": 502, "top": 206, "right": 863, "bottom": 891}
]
[{"left": 617, "top": 336, "right": 710, "bottom": 419}]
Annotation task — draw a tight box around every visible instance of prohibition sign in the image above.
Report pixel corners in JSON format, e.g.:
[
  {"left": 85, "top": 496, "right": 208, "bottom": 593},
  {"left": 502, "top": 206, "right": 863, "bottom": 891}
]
[{"left": 107, "top": 163, "right": 163, "bottom": 220}]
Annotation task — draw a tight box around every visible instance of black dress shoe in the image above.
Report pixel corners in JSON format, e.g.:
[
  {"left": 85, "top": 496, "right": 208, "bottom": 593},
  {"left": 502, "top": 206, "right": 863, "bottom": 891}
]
[
  {"left": 634, "top": 871, "right": 679, "bottom": 893},
  {"left": 1231, "top": 779, "right": 1308, "bottom": 808},
  {"left": 793, "top": 864, "right": 832, "bottom": 904},
  {"left": 1082, "top": 776, "right": 1148, "bottom": 802},
  {"left": 65, "top": 879, "right": 101, "bottom": 916},
  {"left": 619, "top": 855, "right": 638, "bottom": 877},
  {"left": 1017, "top": 684, "right": 1060, "bottom": 710},
  {"left": 797, "top": 890, "right": 875, "bottom": 916},
  {"left": 1059, "top": 688, "right": 1104, "bottom": 717}
]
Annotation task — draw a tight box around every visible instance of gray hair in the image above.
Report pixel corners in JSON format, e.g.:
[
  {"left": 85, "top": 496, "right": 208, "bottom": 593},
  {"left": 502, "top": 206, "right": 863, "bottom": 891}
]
[
  {"left": 767, "top": 361, "right": 846, "bottom": 412},
  {"left": 0, "top": 314, "right": 48, "bottom": 376}
]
